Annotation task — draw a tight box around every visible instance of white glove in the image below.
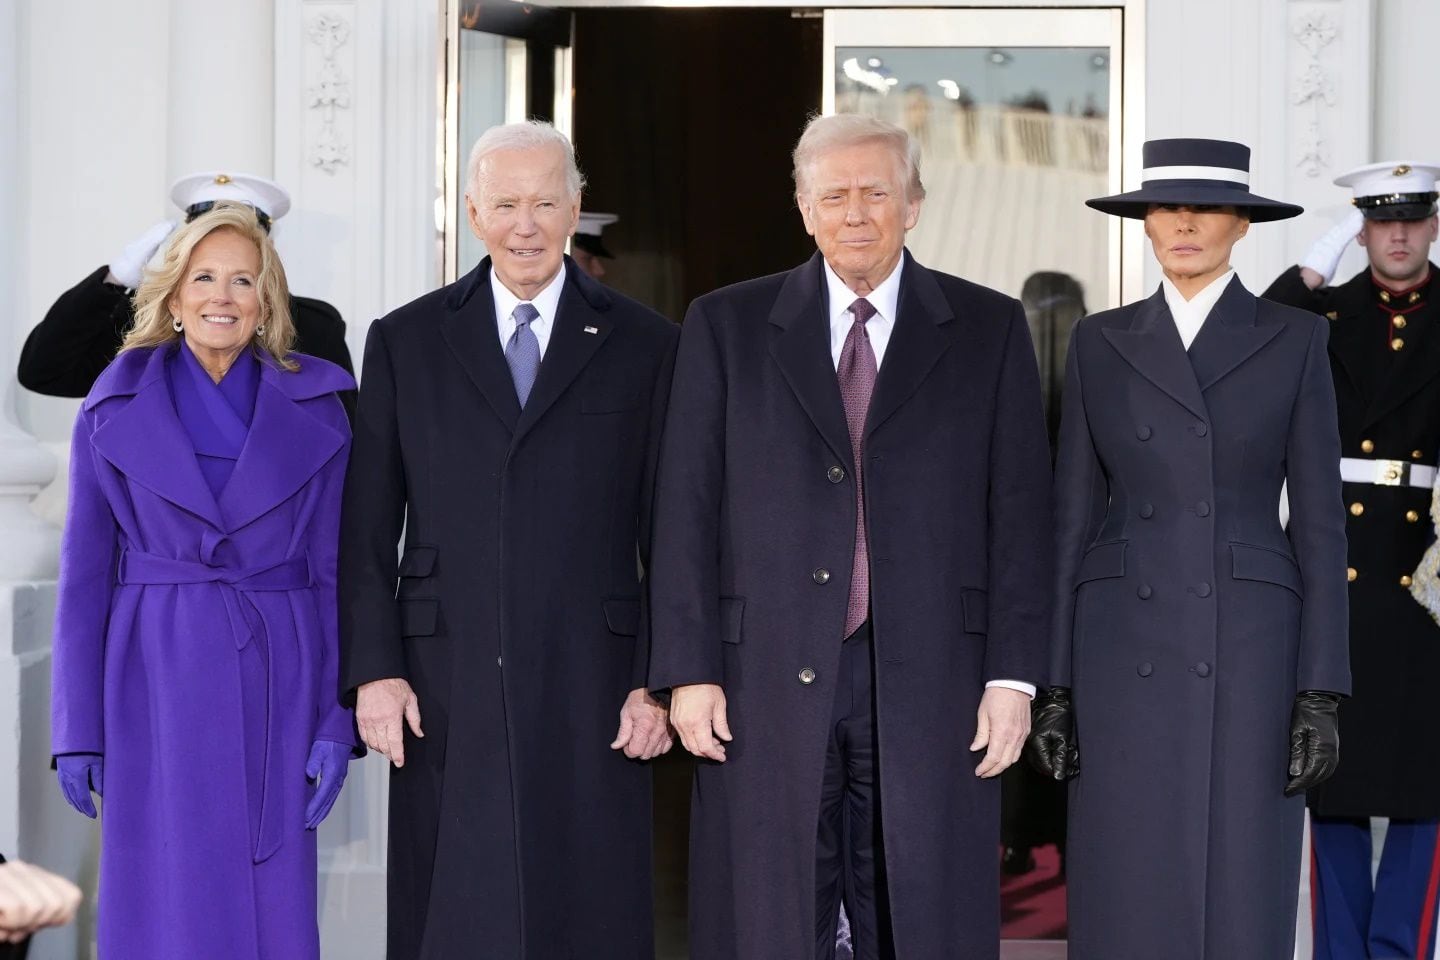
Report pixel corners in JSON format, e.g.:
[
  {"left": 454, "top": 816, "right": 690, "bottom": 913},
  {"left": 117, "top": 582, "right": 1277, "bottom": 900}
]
[
  {"left": 1299, "top": 208, "right": 1365, "bottom": 285},
  {"left": 106, "top": 219, "right": 177, "bottom": 289}
]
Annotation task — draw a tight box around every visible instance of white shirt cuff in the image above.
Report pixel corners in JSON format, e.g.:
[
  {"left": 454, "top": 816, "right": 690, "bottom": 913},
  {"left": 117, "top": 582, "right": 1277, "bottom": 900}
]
[{"left": 985, "top": 679, "right": 1037, "bottom": 699}]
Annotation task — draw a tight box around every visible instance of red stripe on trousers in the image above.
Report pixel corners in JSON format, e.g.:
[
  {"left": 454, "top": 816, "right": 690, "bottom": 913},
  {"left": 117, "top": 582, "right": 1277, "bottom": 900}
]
[{"left": 1415, "top": 826, "right": 1440, "bottom": 958}]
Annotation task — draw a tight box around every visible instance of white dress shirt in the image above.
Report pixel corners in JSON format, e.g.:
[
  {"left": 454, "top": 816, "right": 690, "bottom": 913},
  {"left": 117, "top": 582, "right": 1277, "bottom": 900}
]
[
  {"left": 491, "top": 266, "right": 565, "bottom": 359},
  {"left": 822, "top": 257, "right": 1035, "bottom": 700},
  {"left": 1161, "top": 269, "right": 1236, "bottom": 350}
]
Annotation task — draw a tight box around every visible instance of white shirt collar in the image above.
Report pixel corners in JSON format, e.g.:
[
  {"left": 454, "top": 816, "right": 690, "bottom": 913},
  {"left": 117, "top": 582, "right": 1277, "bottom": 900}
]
[
  {"left": 822, "top": 255, "right": 904, "bottom": 370},
  {"left": 1161, "top": 269, "right": 1236, "bottom": 351},
  {"left": 490, "top": 262, "right": 566, "bottom": 358}
]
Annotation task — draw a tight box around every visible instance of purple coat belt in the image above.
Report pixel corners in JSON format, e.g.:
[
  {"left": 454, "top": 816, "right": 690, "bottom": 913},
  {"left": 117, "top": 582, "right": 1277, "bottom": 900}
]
[{"left": 116, "top": 548, "right": 311, "bottom": 863}]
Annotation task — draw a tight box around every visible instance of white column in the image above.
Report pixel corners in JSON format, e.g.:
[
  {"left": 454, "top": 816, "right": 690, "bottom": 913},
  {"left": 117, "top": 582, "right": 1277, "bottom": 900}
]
[
  {"left": 167, "top": 0, "right": 276, "bottom": 180},
  {"left": 274, "top": 2, "right": 442, "bottom": 955}
]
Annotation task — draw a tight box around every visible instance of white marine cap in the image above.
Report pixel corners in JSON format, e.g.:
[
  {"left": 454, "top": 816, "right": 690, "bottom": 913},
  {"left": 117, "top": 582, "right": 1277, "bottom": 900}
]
[
  {"left": 1334, "top": 161, "right": 1440, "bottom": 220},
  {"left": 169, "top": 171, "right": 292, "bottom": 227},
  {"left": 574, "top": 211, "right": 619, "bottom": 258}
]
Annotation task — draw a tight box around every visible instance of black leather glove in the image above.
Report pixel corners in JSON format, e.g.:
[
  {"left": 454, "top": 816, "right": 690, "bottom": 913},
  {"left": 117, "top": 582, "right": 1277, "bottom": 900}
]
[
  {"left": 1025, "top": 686, "right": 1079, "bottom": 781},
  {"left": 1285, "top": 690, "right": 1341, "bottom": 797}
]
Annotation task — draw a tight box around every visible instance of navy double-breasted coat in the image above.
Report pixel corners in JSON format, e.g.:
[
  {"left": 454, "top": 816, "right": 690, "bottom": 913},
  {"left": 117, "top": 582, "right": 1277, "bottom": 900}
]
[
  {"left": 1051, "top": 278, "right": 1351, "bottom": 959},
  {"left": 648, "top": 250, "right": 1053, "bottom": 960},
  {"left": 338, "top": 257, "right": 678, "bottom": 960}
]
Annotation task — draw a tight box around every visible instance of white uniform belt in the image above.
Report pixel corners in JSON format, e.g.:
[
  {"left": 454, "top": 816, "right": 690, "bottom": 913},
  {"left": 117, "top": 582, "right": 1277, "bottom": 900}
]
[{"left": 1339, "top": 457, "right": 1437, "bottom": 488}]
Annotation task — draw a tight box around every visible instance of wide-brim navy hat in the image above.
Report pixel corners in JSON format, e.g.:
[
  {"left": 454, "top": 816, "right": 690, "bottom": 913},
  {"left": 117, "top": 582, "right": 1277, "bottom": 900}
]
[{"left": 1087, "top": 139, "right": 1303, "bottom": 223}]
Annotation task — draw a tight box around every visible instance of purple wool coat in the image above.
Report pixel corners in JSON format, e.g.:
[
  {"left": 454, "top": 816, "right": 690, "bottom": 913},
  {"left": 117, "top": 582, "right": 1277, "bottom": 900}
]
[{"left": 50, "top": 343, "right": 357, "bottom": 960}]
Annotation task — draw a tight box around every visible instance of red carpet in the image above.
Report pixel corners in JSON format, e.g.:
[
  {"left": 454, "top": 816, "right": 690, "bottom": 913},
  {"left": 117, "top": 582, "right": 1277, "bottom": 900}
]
[{"left": 1000, "top": 844, "right": 1068, "bottom": 940}]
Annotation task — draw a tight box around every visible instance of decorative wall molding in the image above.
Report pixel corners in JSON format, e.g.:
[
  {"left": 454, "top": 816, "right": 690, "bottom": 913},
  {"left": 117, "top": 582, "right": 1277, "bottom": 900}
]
[
  {"left": 1290, "top": 8, "right": 1339, "bottom": 177},
  {"left": 306, "top": 11, "right": 352, "bottom": 174}
]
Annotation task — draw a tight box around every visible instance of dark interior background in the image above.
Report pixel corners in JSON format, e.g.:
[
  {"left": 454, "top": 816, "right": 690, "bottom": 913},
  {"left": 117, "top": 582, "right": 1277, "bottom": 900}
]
[{"left": 571, "top": 7, "right": 823, "bottom": 322}]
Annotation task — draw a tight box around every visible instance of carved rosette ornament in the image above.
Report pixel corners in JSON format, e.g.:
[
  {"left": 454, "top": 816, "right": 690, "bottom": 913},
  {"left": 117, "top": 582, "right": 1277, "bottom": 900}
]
[
  {"left": 1290, "top": 9, "right": 1339, "bottom": 178},
  {"left": 306, "top": 12, "right": 352, "bottom": 174}
]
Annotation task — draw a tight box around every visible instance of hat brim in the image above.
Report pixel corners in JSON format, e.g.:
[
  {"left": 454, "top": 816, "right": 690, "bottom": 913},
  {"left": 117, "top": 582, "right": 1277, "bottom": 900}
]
[
  {"left": 1086, "top": 186, "right": 1302, "bottom": 222},
  {"left": 572, "top": 234, "right": 614, "bottom": 259},
  {"left": 1362, "top": 202, "right": 1438, "bottom": 222}
]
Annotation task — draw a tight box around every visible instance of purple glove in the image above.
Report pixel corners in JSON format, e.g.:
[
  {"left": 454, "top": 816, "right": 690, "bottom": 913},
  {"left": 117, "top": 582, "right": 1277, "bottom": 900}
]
[
  {"left": 304, "top": 740, "right": 352, "bottom": 830},
  {"left": 55, "top": 754, "right": 103, "bottom": 819}
]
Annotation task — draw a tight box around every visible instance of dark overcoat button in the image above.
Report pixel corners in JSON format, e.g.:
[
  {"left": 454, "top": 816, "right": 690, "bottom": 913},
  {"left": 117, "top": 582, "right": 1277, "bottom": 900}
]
[
  {"left": 1196, "top": 501, "right": 1211, "bottom": 517},
  {"left": 1195, "top": 582, "right": 1212, "bottom": 598},
  {"left": 813, "top": 568, "right": 831, "bottom": 584},
  {"left": 1138, "top": 584, "right": 1153, "bottom": 600},
  {"left": 1136, "top": 425, "right": 1153, "bottom": 440},
  {"left": 1137, "top": 662, "right": 1153, "bottom": 677},
  {"left": 1194, "top": 662, "right": 1212, "bottom": 678},
  {"left": 1139, "top": 503, "right": 1155, "bottom": 519},
  {"left": 799, "top": 667, "right": 816, "bottom": 684},
  {"left": 1194, "top": 423, "right": 1209, "bottom": 437},
  {"left": 827, "top": 465, "right": 846, "bottom": 483}
]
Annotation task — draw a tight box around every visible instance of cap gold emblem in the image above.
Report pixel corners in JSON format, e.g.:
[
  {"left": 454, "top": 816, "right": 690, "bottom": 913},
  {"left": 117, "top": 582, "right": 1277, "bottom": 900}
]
[
  {"left": 214, "top": 174, "right": 232, "bottom": 185},
  {"left": 1395, "top": 165, "right": 1413, "bottom": 176}
]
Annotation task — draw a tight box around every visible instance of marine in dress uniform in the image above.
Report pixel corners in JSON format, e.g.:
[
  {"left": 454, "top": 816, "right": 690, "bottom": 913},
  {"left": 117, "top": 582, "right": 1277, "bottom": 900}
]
[
  {"left": 1263, "top": 160, "right": 1440, "bottom": 960},
  {"left": 17, "top": 172, "right": 354, "bottom": 415},
  {"left": 572, "top": 210, "right": 618, "bottom": 281}
]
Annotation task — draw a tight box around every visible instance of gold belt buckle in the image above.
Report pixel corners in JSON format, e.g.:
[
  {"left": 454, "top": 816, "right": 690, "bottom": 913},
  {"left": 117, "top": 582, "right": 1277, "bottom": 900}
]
[{"left": 1375, "top": 458, "right": 1409, "bottom": 486}]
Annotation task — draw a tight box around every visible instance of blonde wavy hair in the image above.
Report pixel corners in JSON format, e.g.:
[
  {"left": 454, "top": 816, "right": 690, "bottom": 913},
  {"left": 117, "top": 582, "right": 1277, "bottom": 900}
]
[{"left": 124, "top": 202, "right": 298, "bottom": 371}]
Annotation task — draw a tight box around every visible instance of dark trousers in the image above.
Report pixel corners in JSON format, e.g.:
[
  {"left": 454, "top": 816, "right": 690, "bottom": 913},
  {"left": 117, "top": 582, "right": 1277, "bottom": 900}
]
[
  {"left": 816, "top": 621, "right": 896, "bottom": 960},
  {"left": 1311, "top": 815, "right": 1440, "bottom": 960}
]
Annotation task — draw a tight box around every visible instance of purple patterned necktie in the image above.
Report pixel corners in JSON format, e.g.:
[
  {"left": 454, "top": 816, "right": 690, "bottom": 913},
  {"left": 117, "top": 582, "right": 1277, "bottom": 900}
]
[{"left": 838, "top": 297, "right": 878, "bottom": 638}]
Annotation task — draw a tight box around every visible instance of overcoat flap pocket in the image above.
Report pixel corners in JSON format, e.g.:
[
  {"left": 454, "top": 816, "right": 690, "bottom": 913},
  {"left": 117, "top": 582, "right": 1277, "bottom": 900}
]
[
  {"left": 960, "top": 588, "right": 988, "bottom": 635},
  {"left": 603, "top": 598, "right": 642, "bottom": 636},
  {"left": 399, "top": 598, "right": 439, "bottom": 638},
  {"left": 1075, "top": 540, "right": 1127, "bottom": 586},
  {"left": 398, "top": 545, "right": 437, "bottom": 578},
  {"left": 720, "top": 596, "right": 746, "bottom": 644},
  {"left": 581, "top": 391, "right": 641, "bottom": 414},
  {"left": 1230, "top": 542, "right": 1304, "bottom": 597}
]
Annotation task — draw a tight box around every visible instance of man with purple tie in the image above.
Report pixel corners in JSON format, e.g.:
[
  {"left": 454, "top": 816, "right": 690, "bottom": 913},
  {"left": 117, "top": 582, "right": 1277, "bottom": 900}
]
[{"left": 650, "top": 113, "right": 1053, "bottom": 960}]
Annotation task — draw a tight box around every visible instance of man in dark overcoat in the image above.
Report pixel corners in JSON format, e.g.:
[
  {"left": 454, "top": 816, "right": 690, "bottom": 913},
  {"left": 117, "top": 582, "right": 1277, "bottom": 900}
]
[
  {"left": 649, "top": 114, "right": 1052, "bottom": 960},
  {"left": 17, "top": 171, "right": 354, "bottom": 413},
  {"left": 1263, "top": 160, "right": 1440, "bottom": 959},
  {"left": 338, "top": 121, "right": 677, "bottom": 960}
]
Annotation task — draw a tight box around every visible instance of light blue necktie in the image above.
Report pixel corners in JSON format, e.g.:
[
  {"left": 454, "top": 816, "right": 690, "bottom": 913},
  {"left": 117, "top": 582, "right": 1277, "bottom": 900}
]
[{"left": 506, "top": 302, "right": 541, "bottom": 407}]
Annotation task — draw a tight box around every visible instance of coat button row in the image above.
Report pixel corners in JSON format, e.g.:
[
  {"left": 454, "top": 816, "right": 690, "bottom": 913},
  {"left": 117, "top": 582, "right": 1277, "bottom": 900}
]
[
  {"left": 799, "top": 667, "right": 816, "bottom": 684},
  {"left": 827, "top": 465, "right": 846, "bottom": 483},
  {"left": 813, "top": 568, "right": 831, "bottom": 584}
]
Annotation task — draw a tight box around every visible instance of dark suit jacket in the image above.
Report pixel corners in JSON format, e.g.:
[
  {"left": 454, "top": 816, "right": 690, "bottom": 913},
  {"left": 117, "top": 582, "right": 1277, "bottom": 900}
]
[
  {"left": 18, "top": 265, "right": 355, "bottom": 417},
  {"left": 1052, "top": 278, "right": 1348, "bottom": 958},
  {"left": 338, "top": 256, "right": 677, "bottom": 960},
  {"left": 648, "top": 249, "right": 1052, "bottom": 960},
  {"left": 1264, "top": 263, "right": 1440, "bottom": 817}
]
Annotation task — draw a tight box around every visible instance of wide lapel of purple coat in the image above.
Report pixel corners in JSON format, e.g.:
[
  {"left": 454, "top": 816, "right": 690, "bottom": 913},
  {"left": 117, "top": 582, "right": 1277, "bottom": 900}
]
[
  {"left": 88, "top": 345, "right": 227, "bottom": 530},
  {"left": 220, "top": 357, "right": 351, "bottom": 532}
]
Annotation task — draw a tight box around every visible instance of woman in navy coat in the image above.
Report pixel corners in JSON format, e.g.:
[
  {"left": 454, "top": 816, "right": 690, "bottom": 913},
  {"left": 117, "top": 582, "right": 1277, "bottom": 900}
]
[{"left": 1028, "top": 139, "right": 1352, "bottom": 959}]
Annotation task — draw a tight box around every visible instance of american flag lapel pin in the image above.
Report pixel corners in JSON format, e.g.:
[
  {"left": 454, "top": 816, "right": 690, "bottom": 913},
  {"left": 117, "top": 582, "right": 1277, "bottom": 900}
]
[{"left": 584, "top": 325, "right": 599, "bottom": 335}]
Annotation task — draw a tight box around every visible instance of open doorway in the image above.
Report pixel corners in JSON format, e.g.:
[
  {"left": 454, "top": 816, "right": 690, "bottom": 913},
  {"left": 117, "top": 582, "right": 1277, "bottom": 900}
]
[{"left": 571, "top": 7, "right": 824, "bottom": 323}]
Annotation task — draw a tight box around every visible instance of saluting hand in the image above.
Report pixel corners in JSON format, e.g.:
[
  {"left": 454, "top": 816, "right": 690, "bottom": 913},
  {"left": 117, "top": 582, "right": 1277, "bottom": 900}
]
[
  {"left": 669, "top": 683, "right": 732, "bottom": 762},
  {"left": 610, "top": 687, "right": 674, "bottom": 760},
  {"left": 356, "top": 677, "right": 423, "bottom": 768},
  {"left": 971, "top": 687, "right": 1032, "bottom": 778}
]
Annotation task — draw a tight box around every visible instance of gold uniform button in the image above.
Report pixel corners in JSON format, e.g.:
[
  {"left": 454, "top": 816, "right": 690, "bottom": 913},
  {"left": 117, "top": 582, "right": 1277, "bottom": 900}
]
[
  {"left": 1411, "top": 291, "right": 1422, "bottom": 304},
  {"left": 1401, "top": 575, "right": 1414, "bottom": 588},
  {"left": 1408, "top": 510, "right": 1421, "bottom": 523},
  {"left": 1392, "top": 337, "right": 1406, "bottom": 351},
  {"left": 1361, "top": 439, "right": 1375, "bottom": 453},
  {"left": 1395, "top": 316, "right": 1409, "bottom": 329},
  {"left": 1381, "top": 290, "right": 1393, "bottom": 304},
  {"left": 1350, "top": 502, "right": 1365, "bottom": 517},
  {"left": 1414, "top": 450, "right": 1426, "bottom": 460},
  {"left": 1347, "top": 567, "right": 1358, "bottom": 582},
  {"left": 1326, "top": 311, "right": 1339, "bottom": 321}
]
